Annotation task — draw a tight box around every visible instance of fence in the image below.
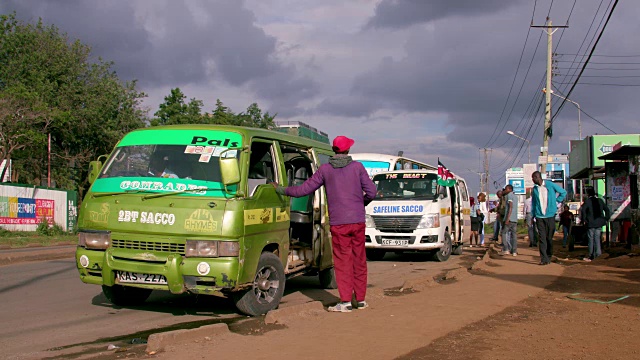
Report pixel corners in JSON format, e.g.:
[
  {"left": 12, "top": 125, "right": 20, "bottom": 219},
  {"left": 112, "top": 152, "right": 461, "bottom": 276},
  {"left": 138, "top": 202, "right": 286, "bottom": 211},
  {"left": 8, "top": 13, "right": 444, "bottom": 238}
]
[{"left": 0, "top": 183, "right": 78, "bottom": 232}]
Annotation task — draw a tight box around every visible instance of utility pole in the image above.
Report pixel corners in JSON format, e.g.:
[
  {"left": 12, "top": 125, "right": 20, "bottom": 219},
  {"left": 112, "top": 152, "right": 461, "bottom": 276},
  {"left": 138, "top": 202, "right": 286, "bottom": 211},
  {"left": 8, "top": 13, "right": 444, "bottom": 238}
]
[
  {"left": 483, "top": 148, "right": 491, "bottom": 194},
  {"left": 532, "top": 18, "right": 568, "bottom": 174}
]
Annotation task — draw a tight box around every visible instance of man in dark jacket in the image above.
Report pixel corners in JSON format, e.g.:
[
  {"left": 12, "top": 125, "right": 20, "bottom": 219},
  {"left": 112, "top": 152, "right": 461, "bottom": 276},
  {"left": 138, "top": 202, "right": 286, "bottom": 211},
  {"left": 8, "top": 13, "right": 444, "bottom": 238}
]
[
  {"left": 579, "top": 187, "right": 610, "bottom": 262},
  {"left": 272, "top": 135, "right": 377, "bottom": 312}
]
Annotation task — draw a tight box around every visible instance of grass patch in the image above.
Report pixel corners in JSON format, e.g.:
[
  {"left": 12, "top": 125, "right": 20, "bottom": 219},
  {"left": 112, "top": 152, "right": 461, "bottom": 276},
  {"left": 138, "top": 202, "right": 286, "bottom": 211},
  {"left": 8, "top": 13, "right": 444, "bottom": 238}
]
[{"left": 0, "top": 230, "right": 76, "bottom": 248}]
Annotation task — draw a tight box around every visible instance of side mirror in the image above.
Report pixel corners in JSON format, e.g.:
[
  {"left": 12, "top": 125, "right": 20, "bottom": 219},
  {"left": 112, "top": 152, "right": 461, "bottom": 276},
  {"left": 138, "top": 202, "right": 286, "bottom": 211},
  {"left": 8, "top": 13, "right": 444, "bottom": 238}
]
[
  {"left": 220, "top": 157, "right": 241, "bottom": 185},
  {"left": 87, "top": 161, "right": 102, "bottom": 184}
]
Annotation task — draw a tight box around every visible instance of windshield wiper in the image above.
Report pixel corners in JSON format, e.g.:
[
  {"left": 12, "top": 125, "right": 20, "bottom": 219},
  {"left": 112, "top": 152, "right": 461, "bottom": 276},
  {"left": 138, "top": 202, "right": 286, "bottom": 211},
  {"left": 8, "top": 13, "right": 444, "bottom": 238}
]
[
  {"left": 142, "top": 187, "right": 222, "bottom": 200},
  {"left": 92, "top": 190, "right": 158, "bottom": 198}
]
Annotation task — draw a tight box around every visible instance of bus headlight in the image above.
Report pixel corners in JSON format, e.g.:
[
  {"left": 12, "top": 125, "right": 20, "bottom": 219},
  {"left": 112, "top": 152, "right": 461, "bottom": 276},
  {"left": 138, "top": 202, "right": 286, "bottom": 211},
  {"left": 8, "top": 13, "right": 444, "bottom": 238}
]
[
  {"left": 185, "top": 240, "right": 240, "bottom": 257},
  {"left": 78, "top": 230, "right": 111, "bottom": 250},
  {"left": 417, "top": 214, "right": 440, "bottom": 229},
  {"left": 365, "top": 215, "right": 375, "bottom": 228}
]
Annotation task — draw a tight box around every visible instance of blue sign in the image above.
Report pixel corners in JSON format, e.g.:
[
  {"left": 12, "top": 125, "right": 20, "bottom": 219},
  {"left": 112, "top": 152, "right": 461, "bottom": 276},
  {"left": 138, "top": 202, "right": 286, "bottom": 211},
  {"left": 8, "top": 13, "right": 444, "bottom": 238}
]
[{"left": 508, "top": 178, "right": 525, "bottom": 195}]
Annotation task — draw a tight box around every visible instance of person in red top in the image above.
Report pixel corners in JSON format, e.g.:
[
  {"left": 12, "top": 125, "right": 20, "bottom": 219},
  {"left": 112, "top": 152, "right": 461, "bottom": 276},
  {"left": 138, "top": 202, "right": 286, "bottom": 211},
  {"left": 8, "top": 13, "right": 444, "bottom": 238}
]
[
  {"left": 558, "top": 205, "right": 574, "bottom": 248},
  {"left": 271, "top": 135, "right": 377, "bottom": 313}
]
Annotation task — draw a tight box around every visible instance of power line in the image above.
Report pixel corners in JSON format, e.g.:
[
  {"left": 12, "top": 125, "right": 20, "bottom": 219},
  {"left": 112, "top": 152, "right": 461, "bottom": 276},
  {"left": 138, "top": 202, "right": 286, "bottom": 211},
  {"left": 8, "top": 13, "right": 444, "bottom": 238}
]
[
  {"left": 579, "top": 108, "right": 617, "bottom": 134},
  {"left": 555, "top": 67, "right": 640, "bottom": 70},
  {"left": 551, "top": 0, "right": 620, "bottom": 128},
  {"left": 482, "top": 1, "right": 539, "bottom": 148},
  {"left": 555, "top": 74, "right": 640, "bottom": 78},
  {"left": 554, "top": 82, "right": 640, "bottom": 86},
  {"left": 556, "top": 53, "right": 640, "bottom": 57},
  {"left": 549, "top": 87, "right": 617, "bottom": 135},
  {"left": 556, "top": 0, "right": 610, "bottom": 96},
  {"left": 556, "top": 61, "right": 640, "bottom": 64}
]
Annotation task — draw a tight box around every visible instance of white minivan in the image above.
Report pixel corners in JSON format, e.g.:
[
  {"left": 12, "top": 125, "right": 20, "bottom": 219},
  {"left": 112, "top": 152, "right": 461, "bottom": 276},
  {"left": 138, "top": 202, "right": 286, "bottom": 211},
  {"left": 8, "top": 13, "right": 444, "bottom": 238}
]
[{"left": 364, "top": 170, "right": 471, "bottom": 262}]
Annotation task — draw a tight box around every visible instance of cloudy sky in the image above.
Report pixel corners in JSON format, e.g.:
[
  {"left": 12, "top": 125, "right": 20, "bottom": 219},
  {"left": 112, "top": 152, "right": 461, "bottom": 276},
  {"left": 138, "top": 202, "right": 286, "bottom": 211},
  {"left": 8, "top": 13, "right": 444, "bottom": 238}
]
[{"left": 2, "top": 0, "right": 638, "bottom": 193}]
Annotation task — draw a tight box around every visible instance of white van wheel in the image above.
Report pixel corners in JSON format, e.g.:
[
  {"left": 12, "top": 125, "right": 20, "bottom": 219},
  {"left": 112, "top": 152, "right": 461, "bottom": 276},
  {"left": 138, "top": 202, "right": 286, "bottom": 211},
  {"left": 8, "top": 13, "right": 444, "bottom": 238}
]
[
  {"left": 452, "top": 237, "right": 464, "bottom": 255},
  {"left": 432, "top": 233, "right": 452, "bottom": 262}
]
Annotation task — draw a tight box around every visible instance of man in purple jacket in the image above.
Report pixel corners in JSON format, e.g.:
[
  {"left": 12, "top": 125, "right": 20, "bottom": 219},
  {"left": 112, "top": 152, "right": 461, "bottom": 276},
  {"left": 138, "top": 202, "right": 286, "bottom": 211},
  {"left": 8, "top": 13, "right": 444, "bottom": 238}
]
[{"left": 272, "top": 135, "right": 377, "bottom": 312}]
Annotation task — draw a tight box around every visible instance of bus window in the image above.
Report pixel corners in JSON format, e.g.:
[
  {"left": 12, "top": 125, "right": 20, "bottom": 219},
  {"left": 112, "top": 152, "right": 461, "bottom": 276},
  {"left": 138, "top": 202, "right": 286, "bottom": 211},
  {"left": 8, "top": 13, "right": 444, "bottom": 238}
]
[{"left": 395, "top": 161, "right": 402, "bottom": 170}]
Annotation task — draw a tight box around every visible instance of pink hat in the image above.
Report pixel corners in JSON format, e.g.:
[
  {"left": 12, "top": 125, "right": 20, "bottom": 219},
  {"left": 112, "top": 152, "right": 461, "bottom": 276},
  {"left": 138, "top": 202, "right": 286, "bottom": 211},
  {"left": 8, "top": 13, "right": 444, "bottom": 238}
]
[{"left": 332, "top": 135, "right": 355, "bottom": 152}]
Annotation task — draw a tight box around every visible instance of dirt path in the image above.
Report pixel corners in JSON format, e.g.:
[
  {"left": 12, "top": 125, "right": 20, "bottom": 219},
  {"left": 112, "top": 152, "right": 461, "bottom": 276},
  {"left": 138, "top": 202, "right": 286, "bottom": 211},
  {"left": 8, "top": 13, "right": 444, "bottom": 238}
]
[{"left": 399, "top": 254, "right": 640, "bottom": 360}]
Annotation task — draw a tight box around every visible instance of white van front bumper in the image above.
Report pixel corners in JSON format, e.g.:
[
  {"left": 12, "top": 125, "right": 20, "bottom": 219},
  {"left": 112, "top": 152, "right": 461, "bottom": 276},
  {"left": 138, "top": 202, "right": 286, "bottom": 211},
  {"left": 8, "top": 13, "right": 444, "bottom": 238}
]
[{"left": 364, "top": 228, "right": 443, "bottom": 251}]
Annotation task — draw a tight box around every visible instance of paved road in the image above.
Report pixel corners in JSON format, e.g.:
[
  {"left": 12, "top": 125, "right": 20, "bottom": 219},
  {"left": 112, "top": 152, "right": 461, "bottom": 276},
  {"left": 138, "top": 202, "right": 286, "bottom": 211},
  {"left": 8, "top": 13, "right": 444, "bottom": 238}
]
[{"left": 0, "top": 250, "right": 470, "bottom": 359}]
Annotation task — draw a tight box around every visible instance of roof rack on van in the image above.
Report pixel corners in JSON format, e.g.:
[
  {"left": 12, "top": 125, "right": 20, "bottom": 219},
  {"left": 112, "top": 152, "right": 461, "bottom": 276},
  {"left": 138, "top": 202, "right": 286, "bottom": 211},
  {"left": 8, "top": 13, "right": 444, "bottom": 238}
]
[{"left": 274, "top": 121, "right": 330, "bottom": 144}]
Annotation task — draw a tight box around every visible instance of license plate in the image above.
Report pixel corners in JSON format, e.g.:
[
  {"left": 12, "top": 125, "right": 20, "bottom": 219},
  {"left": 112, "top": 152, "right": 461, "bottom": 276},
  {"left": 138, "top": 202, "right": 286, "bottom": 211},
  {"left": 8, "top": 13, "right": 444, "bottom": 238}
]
[
  {"left": 381, "top": 239, "right": 409, "bottom": 246},
  {"left": 115, "top": 271, "right": 167, "bottom": 285}
]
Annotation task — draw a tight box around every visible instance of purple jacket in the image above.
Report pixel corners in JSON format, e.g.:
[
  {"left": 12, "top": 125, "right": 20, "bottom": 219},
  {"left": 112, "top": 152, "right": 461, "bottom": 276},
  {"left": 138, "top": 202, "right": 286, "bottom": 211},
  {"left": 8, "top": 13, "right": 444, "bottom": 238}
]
[{"left": 285, "top": 157, "right": 376, "bottom": 226}]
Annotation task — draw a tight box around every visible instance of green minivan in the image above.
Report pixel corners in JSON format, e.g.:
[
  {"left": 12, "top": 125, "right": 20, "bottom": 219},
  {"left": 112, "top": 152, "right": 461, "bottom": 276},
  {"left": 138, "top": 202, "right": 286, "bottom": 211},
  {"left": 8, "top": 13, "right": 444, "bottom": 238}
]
[{"left": 76, "top": 125, "right": 336, "bottom": 315}]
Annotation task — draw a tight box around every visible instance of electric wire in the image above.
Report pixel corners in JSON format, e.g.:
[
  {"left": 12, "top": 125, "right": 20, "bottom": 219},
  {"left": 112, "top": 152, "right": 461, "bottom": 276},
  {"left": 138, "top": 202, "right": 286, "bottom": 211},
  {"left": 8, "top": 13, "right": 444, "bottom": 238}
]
[{"left": 551, "top": 0, "right": 620, "bottom": 127}]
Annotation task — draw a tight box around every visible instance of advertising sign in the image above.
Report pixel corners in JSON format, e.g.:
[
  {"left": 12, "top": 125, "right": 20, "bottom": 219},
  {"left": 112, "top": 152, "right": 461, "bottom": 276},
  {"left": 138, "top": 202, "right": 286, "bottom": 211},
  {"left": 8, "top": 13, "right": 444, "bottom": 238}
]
[
  {"left": 569, "top": 139, "right": 590, "bottom": 178},
  {"left": 546, "top": 170, "right": 565, "bottom": 189},
  {"left": 592, "top": 134, "right": 640, "bottom": 167},
  {"left": 0, "top": 197, "right": 55, "bottom": 225},
  {"left": 605, "top": 162, "right": 630, "bottom": 220},
  {"left": 508, "top": 178, "right": 525, "bottom": 195},
  {"left": 523, "top": 164, "right": 537, "bottom": 188}
]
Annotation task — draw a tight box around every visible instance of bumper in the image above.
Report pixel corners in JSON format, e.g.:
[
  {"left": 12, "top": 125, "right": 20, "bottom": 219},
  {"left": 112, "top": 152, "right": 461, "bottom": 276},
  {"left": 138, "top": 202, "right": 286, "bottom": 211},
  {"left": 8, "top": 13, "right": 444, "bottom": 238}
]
[
  {"left": 364, "top": 228, "right": 443, "bottom": 251},
  {"left": 76, "top": 247, "right": 240, "bottom": 295}
]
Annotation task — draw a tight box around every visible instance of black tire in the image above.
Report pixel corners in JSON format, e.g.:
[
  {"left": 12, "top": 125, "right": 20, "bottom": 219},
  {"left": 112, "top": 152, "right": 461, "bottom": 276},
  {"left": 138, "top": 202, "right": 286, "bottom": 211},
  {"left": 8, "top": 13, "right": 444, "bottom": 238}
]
[
  {"left": 319, "top": 267, "right": 338, "bottom": 289},
  {"left": 452, "top": 242, "right": 463, "bottom": 255},
  {"left": 432, "top": 233, "right": 452, "bottom": 262},
  {"left": 365, "top": 249, "right": 386, "bottom": 261},
  {"left": 102, "top": 285, "right": 152, "bottom": 306},
  {"left": 232, "top": 252, "right": 285, "bottom": 316}
]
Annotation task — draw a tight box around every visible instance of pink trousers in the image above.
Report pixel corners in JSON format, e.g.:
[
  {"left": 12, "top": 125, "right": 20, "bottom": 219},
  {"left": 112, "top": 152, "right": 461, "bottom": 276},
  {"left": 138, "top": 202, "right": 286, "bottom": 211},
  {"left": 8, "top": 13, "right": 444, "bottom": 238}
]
[{"left": 330, "top": 223, "right": 367, "bottom": 302}]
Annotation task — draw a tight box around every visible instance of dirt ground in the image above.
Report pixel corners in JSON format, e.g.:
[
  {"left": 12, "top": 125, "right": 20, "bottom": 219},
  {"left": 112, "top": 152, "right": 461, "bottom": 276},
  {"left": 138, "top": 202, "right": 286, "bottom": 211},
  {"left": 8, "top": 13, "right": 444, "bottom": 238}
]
[
  {"left": 78, "top": 235, "right": 640, "bottom": 360},
  {"left": 399, "top": 253, "right": 640, "bottom": 360}
]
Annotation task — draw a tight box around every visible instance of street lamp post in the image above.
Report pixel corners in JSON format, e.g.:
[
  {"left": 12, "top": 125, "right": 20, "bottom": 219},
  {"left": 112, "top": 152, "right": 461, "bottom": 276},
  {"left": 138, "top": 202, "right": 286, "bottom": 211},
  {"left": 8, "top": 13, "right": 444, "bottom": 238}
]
[
  {"left": 506, "top": 130, "right": 531, "bottom": 164},
  {"left": 542, "top": 88, "right": 582, "bottom": 139},
  {"left": 542, "top": 88, "right": 583, "bottom": 202}
]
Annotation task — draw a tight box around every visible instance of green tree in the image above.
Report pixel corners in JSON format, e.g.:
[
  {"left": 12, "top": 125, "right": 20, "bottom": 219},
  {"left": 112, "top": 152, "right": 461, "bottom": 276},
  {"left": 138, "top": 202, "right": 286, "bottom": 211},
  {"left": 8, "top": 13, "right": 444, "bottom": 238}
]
[
  {"left": 236, "top": 103, "right": 276, "bottom": 129},
  {"left": 204, "top": 99, "right": 234, "bottom": 125},
  {"left": 0, "top": 13, "right": 147, "bottom": 195},
  {"left": 151, "top": 88, "right": 204, "bottom": 126}
]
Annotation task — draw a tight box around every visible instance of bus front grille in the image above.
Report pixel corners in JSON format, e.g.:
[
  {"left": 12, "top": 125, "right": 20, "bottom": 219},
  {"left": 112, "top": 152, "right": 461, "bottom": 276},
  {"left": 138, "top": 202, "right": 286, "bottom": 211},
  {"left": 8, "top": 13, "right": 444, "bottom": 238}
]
[
  {"left": 111, "top": 239, "right": 185, "bottom": 255},
  {"left": 372, "top": 215, "right": 422, "bottom": 233}
]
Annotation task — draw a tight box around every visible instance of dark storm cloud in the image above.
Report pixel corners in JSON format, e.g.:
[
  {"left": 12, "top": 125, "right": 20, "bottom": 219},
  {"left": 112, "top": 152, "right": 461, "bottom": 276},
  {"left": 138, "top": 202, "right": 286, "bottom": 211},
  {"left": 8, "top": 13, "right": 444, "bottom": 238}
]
[
  {"left": 0, "top": 0, "right": 318, "bottom": 106},
  {"left": 327, "top": 0, "right": 639, "bottom": 158},
  {"left": 366, "top": 0, "right": 524, "bottom": 29},
  {"left": 315, "top": 95, "right": 379, "bottom": 118}
]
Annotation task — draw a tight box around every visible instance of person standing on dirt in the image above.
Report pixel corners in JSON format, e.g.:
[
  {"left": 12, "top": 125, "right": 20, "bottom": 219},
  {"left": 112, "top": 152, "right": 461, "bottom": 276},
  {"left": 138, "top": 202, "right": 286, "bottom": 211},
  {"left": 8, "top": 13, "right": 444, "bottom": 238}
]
[
  {"left": 469, "top": 197, "right": 481, "bottom": 247},
  {"left": 579, "top": 187, "right": 610, "bottom": 262},
  {"left": 477, "top": 192, "right": 489, "bottom": 246},
  {"left": 501, "top": 184, "right": 518, "bottom": 256},
  {"left": 558, "top": 205, "right": 574, "bottom": 248},
  {"left": 489, "top": 190, "right": 504, "bottom": 243},
  {"left": 271, "top": 135, "right": 377, "bottom": 313},
  {"left": 531, "top": 171, "right": 567, "bottom": 265}
]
